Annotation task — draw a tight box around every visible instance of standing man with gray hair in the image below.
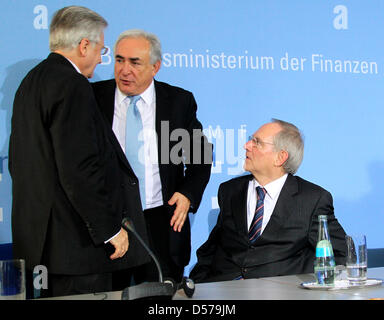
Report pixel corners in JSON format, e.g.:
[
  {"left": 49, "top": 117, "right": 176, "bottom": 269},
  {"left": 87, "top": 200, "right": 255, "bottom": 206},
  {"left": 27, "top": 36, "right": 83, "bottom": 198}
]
[
  {"left": 189, "top": 119, "right": 347, "bottom": 283},
  {"left": 92, "top": 29, "right": 212, "bottom": 288},
  {"left": 9, "top": 7, "right": 149, "bottom": 298}
]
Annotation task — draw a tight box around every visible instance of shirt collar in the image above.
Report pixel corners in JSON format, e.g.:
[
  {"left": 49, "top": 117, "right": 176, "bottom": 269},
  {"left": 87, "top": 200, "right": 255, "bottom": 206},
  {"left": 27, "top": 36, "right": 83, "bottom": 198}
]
[
  {"left": 115, "top": 80, "right": 155, "bottom": 106},
  {"left": 116, "top": 86, "right": 127, "bottom": 106},
  {"left": 253, "top": 173, "right": 288, "bottom": 200},
  {"left": 64, "top": 57, "right": 82, "bottom": 74},
  {"left": 140, "top": 80, "right": 155, "bottom": 106}
]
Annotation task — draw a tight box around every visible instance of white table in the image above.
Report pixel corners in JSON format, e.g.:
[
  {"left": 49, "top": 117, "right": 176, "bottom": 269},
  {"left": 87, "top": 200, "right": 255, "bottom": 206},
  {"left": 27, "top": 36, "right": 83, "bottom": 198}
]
[{"left": 42, "top": 267, "right": 384, "bottom": 300}]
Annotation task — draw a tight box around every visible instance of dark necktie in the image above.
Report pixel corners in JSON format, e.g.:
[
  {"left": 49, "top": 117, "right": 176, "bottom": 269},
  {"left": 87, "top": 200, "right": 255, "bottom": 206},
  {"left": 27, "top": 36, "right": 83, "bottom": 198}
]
[{"left": 249, "top": 186, "right": 266, "bottom": 243}]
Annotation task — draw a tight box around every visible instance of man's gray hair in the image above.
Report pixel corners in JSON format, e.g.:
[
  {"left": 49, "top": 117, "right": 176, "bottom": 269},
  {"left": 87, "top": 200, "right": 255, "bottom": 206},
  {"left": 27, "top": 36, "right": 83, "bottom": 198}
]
[
  {"left": 49, "top": 6, "right": 107, "bottom": 51},
  {"left": 114, "top": 29, "right": 162, "bottom": 64},
  {"left": 272, "top": 118, "right": 304, "bottom": 174}
]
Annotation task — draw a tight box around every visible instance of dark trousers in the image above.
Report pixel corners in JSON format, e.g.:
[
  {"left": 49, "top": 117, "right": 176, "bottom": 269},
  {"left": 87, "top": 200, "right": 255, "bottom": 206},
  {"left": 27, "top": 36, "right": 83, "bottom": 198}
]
[
  {"left": 26, "top": 267, "right": 112, "bottom": 299},
  {"left": 39, "top": 272, "right": 112, "bottom": 298},
  {"left": 112, "top": 205, "right": 184, "bottom": 290}
]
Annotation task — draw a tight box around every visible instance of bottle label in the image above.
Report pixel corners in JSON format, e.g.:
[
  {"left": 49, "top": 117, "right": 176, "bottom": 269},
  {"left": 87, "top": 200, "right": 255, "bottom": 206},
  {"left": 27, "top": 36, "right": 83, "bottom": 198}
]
[
  {"left": 316, "top": 247, "right": 332, "bottom": 257},
  {"left": 316, "top": 240, "right": 334, "bottom": 257}
]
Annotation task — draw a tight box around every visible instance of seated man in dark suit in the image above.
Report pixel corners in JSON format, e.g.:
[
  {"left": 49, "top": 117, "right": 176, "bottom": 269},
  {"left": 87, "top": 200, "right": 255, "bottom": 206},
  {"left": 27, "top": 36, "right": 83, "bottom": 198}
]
[{"left": 189, "top": 119, "right": 347, "bottom": 282}]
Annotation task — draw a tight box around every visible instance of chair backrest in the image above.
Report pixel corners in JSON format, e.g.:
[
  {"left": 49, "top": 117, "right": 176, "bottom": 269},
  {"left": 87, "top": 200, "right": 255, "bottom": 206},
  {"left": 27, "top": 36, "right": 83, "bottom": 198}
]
[{"left": 367, "top": 248, "right": 384, "bottom": 268}]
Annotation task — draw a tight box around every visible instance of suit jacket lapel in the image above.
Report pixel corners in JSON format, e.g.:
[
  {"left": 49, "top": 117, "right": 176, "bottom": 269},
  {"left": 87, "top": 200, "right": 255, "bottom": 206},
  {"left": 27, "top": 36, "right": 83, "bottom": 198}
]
[
  {"left": 154, "top": 80, "right": 173, "bottom": 181},
  {"left": 231, "top": 175, "right": 253, "bottom": 237},
  {"left": 155, "top": 80, "right": 172, "bottom": 147},
  {"left": 261, "top": 174, "right": 299, "bottom": 237}
]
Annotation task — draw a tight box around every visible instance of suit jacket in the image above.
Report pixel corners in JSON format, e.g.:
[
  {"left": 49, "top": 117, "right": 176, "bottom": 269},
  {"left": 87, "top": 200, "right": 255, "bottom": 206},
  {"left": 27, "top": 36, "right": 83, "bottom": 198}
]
[
  {"left": 189, "top": 174, "right": 347, "bottom": 282},
  {"left": 9, "top": 53, "right": 150, "bottom": 274},
  {"left": 92, "top": 79, "right": 212, "bottom": 267}
]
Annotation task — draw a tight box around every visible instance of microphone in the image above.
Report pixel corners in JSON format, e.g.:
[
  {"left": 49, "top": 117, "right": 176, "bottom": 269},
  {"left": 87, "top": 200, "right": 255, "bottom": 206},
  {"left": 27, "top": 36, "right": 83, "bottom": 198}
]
[
  {"left": 120, "top": 217, "right": 174, "bottom": 300},
  {"left": 164, "top": 277, "right": 195, "bottom": 298},
  {"left": 180, "top": 277, "right": 195, "bottom": 298},
  {"left": 122, "top": 217, "right": 163, "bottom": 283}
]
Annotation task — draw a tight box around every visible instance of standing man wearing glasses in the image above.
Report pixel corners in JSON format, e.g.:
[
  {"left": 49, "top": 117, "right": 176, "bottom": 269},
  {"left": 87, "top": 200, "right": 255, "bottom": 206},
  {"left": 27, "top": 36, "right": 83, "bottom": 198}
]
[
  {"left": 190, "top": 119, "right": 347, "bottom": 283},
  {"left": 9, "top": 6, "right": 149, "bottom": 298}
]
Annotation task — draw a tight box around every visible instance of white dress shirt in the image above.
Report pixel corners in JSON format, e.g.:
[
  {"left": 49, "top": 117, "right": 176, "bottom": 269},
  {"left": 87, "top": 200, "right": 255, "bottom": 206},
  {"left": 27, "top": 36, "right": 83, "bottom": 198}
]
[
  {"left": 246, "top": 174, "right": 288, "bottom": 234},
  {"left": 113, "top": 80, "right": 163, "bottom": 210}
]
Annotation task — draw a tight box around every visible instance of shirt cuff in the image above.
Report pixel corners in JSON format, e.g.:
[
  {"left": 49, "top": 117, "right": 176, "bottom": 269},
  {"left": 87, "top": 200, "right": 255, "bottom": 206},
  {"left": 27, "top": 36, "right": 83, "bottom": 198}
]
[{"left": 104, "top": 229, "right": 121, "bottom": 244}]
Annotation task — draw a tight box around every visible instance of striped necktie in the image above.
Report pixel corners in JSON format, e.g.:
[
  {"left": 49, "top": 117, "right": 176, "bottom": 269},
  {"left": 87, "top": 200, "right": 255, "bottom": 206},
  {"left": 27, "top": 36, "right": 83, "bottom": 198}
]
[
  {"left": 124, "top": 95, "right": 146, "bottom": 210},
  {"left": 249, "top": 186, "right": 266, "bottom": 243}
]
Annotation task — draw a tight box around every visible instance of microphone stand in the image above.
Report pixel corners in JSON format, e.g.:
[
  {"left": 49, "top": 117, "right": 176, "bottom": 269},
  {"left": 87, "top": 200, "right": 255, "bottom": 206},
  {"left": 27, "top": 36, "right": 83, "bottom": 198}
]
[{"left": 120, "top": 218, "right": 175, "bottom": 300}]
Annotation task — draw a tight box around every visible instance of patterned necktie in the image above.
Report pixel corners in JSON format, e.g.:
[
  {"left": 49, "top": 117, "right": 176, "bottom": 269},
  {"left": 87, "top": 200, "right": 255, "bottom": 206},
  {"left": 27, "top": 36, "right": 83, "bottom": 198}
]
[
  {"left": 125, "top": 95, "right": 146, "bottom": 209},
  {"left": 249, "top": 186, "right": 266, "bottom": 243}
]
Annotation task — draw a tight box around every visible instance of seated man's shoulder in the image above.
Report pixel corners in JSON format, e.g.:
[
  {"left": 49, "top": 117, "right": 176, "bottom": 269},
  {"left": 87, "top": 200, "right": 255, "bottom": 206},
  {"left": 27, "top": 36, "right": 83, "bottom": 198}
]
[
  {"left": 295, "top": 175, "right": 330, "bottom": 196},
  {"left": 220, "top": 174, "right": 252, "bottom": 190}
]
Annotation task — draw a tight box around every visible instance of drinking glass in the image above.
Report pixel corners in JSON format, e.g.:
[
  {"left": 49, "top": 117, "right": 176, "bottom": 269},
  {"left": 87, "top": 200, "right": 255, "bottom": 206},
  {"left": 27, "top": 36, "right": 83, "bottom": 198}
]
[
  {"left": 345, "top": 234, "right": 367, "bottom": 286},
  {"left": 0, "top": 259, "right": 26, "bottom": 300}
]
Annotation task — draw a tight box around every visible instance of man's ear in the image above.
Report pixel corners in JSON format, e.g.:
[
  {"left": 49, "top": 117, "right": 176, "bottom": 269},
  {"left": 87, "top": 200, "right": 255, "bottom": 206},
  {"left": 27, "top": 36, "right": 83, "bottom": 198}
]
[
  {"left": 78, "top": 38, "right": 90, "bottom": 57},
  {"left": 152, "top": 60, "right": 161, "bottom": 76},
  {"left": 275, "top": 149, "right": 289, "bottom": 167}
]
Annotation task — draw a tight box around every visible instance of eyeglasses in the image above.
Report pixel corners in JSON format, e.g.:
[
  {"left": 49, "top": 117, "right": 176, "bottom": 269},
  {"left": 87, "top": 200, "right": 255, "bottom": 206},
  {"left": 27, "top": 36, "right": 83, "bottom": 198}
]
[
  {"left": 79, "top": 38, "right": 109, "bottom": 55},
  {"left": 248, "top": 135, "right": 274, "bottom": 148},
  {"left": 79, "top": 38, "right": 109, "bottom": 56},
  {"left": 100, "top": 46, "right": 109, "bottom": 55}
]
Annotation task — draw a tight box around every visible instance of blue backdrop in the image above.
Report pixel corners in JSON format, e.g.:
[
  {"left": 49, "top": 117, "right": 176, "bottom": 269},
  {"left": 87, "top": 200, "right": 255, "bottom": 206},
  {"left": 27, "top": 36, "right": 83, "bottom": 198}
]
[{"left": 1, "top": 1, "right": 384, "bottom": 276}]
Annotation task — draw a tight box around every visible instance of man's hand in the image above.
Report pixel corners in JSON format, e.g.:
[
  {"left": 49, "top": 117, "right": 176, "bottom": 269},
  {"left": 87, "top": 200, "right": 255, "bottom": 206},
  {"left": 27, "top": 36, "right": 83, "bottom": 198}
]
[
  {"left": 109, "top": 228, "right": 129, "bottom": 260},
  {"left": 168, "top": 192, "right": 191, "bottom": 232}
]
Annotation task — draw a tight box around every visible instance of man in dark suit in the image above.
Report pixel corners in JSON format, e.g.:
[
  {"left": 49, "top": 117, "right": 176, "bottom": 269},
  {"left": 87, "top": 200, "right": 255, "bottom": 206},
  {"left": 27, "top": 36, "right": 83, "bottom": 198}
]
[
  {"left": 9, "top": 7, "right": 149, "bottom": 298},
  {"left": 92, "top": 29, "right": 212, "bottom": 286},
  {"left": 189, "top": 119, "right": 347, "bottom": 283}
]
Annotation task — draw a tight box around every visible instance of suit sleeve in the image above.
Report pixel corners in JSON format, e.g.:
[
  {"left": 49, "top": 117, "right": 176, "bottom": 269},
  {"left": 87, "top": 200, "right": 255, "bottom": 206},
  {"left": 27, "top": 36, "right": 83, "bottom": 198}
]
[
  {"left": 307, "top": 190, "right": 347, "bottom": 265},
  {"left": 49, "top": 76, "right": 120, "bottom": 245},
  {"left": 189, "top": 184, "right": 224, "bottom": 282},
  {"left": 176, "top": 92, "right": 212, "bottom": 212}
]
